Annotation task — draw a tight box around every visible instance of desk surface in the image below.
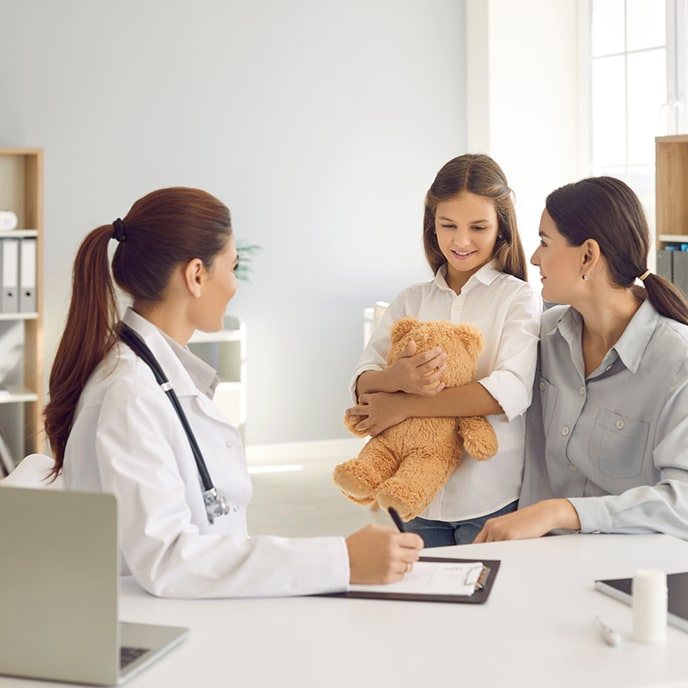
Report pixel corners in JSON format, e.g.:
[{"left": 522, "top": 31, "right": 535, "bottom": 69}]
[{"left": 4, "top": 534, "right": 688, "bottom": 688}]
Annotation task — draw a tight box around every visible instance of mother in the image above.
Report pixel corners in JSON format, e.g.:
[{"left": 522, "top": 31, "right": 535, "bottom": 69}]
[{"left": 476, "top": 176, "right": 688, "bottom": 542}]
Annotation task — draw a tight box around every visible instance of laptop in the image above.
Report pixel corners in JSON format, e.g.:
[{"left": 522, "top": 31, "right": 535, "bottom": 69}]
[{"left": 0, "top": 486, "right": 189, "bottom": 685}]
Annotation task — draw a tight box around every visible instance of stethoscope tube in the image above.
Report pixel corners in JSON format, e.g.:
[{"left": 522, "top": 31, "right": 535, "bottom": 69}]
[{"left": 118, "top": 322, "right": 230, "bottom": 524}]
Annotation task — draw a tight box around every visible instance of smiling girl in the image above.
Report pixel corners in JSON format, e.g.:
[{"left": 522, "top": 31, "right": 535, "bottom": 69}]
[{"left": 345, "top": 154, "right": 542, "bottom": 545}]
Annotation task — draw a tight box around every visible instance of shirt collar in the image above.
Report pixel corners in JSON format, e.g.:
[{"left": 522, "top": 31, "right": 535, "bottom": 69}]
[
  {"left": 122, "top": 307, "right": 218, "bottom": 397},
  {"left": 549, "top": 298, "right": 657, "bottom": 374},
  {"left": 611, "top": 298, "right": 658, "bottom": 373},
  {"left": 433, "top": 260, "right": 501, "bottom": 292}
]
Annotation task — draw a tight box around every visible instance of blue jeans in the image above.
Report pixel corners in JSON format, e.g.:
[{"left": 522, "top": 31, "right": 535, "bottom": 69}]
[{"left": 404, "top": 501, "right": 518, "bottom": 547}]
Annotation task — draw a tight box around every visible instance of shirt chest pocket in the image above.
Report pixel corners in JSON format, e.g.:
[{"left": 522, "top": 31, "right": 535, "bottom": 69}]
[
  {"left": 538, "top": 376, "right": 558, "bottom": 436},
  {"left": 589, "top": 410, "right": 649, "bottom": 478}
]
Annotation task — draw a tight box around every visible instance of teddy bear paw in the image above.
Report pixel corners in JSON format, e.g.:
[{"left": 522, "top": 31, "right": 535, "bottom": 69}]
[
  {"left": 375, "top": 489, "right": 417, "bottom": 522},
  {"left": 333, "top": 463, "right": 376, "bottom": 503}
]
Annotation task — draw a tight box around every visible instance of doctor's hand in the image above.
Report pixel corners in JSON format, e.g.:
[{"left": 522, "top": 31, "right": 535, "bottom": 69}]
[
  {"left": 345, "top": 524, "right": 423, "bottom": 585},
  {"left": 473, "top": 499, "right": 582, "bottom": 543}
]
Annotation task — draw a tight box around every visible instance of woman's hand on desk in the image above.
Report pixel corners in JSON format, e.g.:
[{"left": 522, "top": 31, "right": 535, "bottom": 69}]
[
  {"left": 473, "top": 499, "right": 582, "bottom": 542},
  {"left": 345, "top": 524, "right": 424, "bottom": 584}
]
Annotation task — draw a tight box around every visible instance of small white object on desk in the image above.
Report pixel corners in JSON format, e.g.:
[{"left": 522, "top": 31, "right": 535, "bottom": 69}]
[
  {"left": 632, "top": 569, "right": 668, "bottom": 644},
  {"left": 596, "top": 615, "right": 622, "bottom": 647}
]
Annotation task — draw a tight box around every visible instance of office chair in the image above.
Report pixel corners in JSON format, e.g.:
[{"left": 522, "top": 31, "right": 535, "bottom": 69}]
[{"left": 1, "top": 453, "right": 62, "bottom": 489}]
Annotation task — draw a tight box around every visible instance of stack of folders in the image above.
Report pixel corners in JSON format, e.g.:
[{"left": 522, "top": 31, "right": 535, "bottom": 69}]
[
  {"left": 657, "top": 243, "right": 688, "bottom": 299},
  {"left": 0, "top": 236, "right": 36, "bottom": 314}
]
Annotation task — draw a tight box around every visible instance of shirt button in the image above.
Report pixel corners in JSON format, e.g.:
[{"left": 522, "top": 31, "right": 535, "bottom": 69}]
[
  {"left": 225, "top": 440, "right": 233, "bottom": 448},
  {"left": 568, "top": 464, "right": 577, "bottom": 471},
  {"left": 562, "top": 427, "right": 570, "bottom": 436},
  {"left": 616, "top": 420, "right": 624, "bottom": 430},
  {"left": 540, "top": 381, "right": 545, "bottom": 391},
  {"left": 232, "top": 505, "right": 239, "bottom": 512},
  {"left": 579, "top": 387, "right": 585, "bottom": 395}
]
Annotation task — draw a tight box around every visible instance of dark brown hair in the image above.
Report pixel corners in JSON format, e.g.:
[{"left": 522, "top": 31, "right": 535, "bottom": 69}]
[
  {"left": 423, "top": 154, "right": 528, "bottom": 280},
  {"left": 546, "top": 176, "right": 688, "bottom": 325},
  {"left": 44, "top": 187, "right": 232, "bottom": 474}
]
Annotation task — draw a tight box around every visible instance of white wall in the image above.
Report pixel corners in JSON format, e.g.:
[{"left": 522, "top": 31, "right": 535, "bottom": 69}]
[
  {"left": 0, "top": 0, "right": 467, "bottom": 445},
  {"left": 466, "top": 0, "right": 586, "bottom": 274}
]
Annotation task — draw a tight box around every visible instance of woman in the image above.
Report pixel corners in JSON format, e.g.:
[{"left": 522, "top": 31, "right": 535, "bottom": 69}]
[
  {"left": 475, "top": 176, "right": 688, "bottom": 542},
  {"left": 44, "top": 187, "right": 423, "bottom": 597}
]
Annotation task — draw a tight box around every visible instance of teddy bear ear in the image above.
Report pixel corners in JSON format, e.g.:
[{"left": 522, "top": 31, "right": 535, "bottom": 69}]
[
  {"left": 391, "top": 316, "right": 419, "bottom": 343},
  {"left": 457, "top": 322, "right": 485, "bottom": 354}
]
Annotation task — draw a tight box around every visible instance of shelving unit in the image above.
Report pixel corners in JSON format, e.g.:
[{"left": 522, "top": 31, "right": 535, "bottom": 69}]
[
  {"left": 655, "top": 135, "right": 688, "bottom": 297},
  {"left": 0, "top": 148, "right": 44, "bottom": 470},
  {"left": 188, "top": 314, "right": 246, "bottom": 441}
]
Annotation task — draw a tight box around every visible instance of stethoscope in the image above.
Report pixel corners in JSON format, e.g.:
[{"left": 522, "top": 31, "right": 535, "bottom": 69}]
[{"left": 119, "top": 322, "right": 231, "bottom": 525}]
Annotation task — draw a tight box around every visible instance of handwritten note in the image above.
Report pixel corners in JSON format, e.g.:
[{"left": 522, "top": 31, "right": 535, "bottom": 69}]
[{"left": 349, "top": 561, "right": 484, "bottom": 596}]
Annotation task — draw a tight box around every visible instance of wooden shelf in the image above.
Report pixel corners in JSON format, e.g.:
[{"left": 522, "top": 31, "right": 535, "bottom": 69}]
[{"left": 0, "top": 148, "right": 44, "bottom": 461}]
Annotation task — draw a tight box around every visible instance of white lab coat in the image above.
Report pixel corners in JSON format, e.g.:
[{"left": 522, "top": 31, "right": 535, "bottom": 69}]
[{"left": 63, "top": 308, "right": 349, "bottom": 598}]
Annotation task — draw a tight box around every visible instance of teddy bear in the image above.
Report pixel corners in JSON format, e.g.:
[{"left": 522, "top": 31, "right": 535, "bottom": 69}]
[{"left": 333, "top": 316, "right": 498, "bottom": 521}]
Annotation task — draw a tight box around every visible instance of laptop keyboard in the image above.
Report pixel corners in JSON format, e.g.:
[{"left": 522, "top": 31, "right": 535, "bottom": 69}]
[{"left": 120, "top": 646, "right": 149, "bottom": 669}]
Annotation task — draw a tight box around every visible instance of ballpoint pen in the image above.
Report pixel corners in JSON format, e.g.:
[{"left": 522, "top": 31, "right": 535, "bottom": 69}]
[{"left": 388, "top": 507, "right": 407, "bottom": 532}]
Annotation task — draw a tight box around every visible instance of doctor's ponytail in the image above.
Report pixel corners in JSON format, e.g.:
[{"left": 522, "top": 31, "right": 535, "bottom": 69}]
[{"left": 45, "top": 187, "right": 232, "bottom": 476}]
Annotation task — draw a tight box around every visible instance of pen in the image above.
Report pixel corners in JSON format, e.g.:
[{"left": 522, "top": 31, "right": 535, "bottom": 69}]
[{"left": 388, "top": 507, "right": 406, "bottom": 532}]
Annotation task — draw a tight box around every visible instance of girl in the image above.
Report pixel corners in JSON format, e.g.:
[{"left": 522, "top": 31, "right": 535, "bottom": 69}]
[
  {"left": 475, "top": 176, "right": 688, "bottom": 542},
  {"left": 346, "top": 154, "right": 542, "bottom": 545},
  {"left": 44, "top": 187, "right": 423, "bottom": 597}
]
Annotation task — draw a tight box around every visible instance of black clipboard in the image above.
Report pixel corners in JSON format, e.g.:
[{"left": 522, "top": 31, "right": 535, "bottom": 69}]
[{"left": 321, "top": 556, "right": 500, "bottom": 604}]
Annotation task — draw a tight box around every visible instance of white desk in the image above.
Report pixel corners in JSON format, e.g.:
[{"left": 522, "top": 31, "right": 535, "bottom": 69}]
[{"left": 4, "top": 534, "right": 688, "bottom": 688}]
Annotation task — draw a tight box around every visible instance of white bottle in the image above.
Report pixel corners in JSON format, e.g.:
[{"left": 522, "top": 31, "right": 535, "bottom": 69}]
[{"left": 632, "top": 569, "right": 667, "bottom": 643}]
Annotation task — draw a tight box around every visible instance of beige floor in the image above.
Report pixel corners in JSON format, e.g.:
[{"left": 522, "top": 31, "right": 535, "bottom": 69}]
[{"left": 246, "top": 440, "right": 389, "bottom": 538}]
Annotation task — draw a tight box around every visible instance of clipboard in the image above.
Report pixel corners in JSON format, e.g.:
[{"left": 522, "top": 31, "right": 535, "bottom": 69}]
[{"left": 322, "top": 556, "right": 500, "bottom": 604}]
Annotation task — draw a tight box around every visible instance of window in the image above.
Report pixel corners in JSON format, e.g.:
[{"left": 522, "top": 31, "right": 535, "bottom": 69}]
[{"left": 589, "top": 0, "right": 685, "bottom": 235}]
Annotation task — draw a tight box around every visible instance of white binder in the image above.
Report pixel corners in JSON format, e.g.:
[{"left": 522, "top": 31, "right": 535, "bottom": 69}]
[
  {"left": 18, "top": 238, "right": 36, "bottom": 313},
  {"left": 0, "top": 238, "right": 19, "bottom": 313}
]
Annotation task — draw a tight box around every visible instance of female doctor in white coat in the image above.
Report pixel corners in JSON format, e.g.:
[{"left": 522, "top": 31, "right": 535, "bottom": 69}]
[{"left": 44, "top": 187, "right": 423, "bottom": 598}]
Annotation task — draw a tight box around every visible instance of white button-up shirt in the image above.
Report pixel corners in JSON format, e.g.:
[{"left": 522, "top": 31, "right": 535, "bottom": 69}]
[
  {"left": 520, "top": 300, "right": 688, "bottom": 539},
  {"left": 351, "top": 262, "right": 542, "bottom": 520}
]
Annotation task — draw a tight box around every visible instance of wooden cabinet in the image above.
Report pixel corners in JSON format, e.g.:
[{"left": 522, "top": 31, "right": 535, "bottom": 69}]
[
  {"left": 188, "top": 315, "right": 246, "bottom": 441},
  {"left": 655, "top": 135, "right": 688, "bottom": 296},
  {"left": 0, "top": 148, "right": 43, "bottom": 471}
]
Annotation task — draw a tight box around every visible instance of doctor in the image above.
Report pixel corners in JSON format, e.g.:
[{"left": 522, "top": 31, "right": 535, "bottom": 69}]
[{"left": 44, "top": 187, "right": 423, "bottom": 598}]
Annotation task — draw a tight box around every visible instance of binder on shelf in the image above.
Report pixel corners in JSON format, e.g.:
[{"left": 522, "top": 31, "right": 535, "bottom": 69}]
[
  {"left": 673, "top": 250, "right": 688, "bottom": 299},
  {"left": 0, "top": 238, "right": 19, "bottom": 313},
  {"left": 18, "top": 237, "right": 36, "bottom": 313},
  {"left": 656, "top": 248, "right": 673, "bottom": 282},
  {"left": 0, "top": 427, "right": 16, "bottom": 476}
]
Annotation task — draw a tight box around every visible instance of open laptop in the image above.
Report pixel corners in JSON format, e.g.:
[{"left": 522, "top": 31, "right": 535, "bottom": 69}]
[{"left": 0, "top": 486, "right": 189, "bottom": 685}]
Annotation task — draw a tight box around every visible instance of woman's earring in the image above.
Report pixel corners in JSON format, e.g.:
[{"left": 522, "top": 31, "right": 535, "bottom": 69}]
[{"left": 581, "top": 274, "right": 589, "bottom": 281}]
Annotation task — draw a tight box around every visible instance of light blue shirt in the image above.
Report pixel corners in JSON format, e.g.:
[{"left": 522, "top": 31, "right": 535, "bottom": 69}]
[{"left": 520, "top": 299, "right": 688, "bottom": 539}]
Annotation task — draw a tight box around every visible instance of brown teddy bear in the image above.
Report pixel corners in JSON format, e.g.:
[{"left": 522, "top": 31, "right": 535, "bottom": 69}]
[{"left": 333, "top": 316, "right": 498, "bottom": 521}]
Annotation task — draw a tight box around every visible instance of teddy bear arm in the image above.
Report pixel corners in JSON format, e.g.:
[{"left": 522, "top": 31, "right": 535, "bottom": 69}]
[{"left": 457, "top": 416, "right": 499, "bottom": 461}]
